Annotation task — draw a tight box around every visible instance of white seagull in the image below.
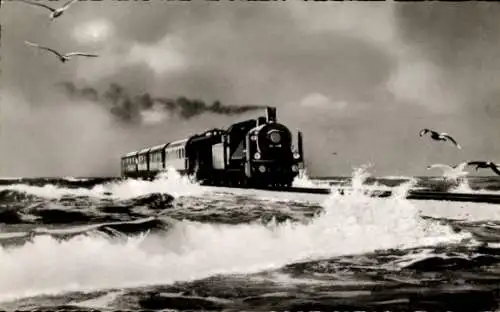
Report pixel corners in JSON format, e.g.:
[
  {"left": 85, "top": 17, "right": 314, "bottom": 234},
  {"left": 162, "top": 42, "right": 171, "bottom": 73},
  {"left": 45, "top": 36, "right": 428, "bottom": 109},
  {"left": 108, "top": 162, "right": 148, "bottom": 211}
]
[
  {"left": 419, "top": 128, "right": 462, "bottom": 150},
  {"left": 18, "top": 0, "right": 79, "bottom": 20},
  {"left": 25, "top": 41, "right": 99, "bottom": 63},
  {"left": 426, "top": 162, "right": 469, "bottom": 181}
]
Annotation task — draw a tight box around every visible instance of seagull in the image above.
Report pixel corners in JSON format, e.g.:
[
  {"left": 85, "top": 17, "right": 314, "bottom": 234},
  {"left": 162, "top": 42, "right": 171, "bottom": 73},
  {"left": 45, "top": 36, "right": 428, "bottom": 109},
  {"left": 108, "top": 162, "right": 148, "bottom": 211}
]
[
  {"left": 466, "top": 161, "right": 500, "bottom": 176},
  {"left": 419, "top": 128, "right": 461, "bottom": 149},
  {"left": 426, "top": 162, "right": 469, "bottom": 180},
  {"left": 25, "top": 41, "right": 99, "bottom": 63},
  {"left": 18, "top": 0, "right": 79, "bottom": 21}
]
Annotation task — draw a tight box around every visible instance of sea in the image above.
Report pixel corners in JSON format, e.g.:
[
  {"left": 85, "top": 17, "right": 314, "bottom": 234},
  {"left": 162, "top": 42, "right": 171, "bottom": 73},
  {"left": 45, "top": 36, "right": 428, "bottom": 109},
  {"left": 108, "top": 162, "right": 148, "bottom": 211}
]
[{"left": 1, "top": 166, "right": 500, "bottom": 312}]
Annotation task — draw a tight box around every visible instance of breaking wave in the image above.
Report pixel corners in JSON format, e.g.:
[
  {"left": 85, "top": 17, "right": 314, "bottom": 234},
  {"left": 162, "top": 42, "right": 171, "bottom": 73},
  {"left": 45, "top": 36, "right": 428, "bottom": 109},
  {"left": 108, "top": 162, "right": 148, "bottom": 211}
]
[{"left": 0, "top": 166, "right": 500, "bottom": 310}]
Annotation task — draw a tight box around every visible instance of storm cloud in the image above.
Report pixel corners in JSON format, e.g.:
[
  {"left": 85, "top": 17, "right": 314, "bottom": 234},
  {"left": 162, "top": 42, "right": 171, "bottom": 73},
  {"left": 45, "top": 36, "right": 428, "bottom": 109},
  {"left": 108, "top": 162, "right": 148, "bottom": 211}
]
[{"left": 394, "top": 2, "right": 500, "bottom": 115}]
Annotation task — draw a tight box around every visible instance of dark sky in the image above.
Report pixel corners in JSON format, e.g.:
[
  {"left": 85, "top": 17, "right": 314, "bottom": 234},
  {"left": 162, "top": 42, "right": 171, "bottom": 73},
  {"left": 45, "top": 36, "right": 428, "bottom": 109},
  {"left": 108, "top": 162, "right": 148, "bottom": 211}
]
[{"left": 1, "top": 1, "right": 499, "bottom": 177}]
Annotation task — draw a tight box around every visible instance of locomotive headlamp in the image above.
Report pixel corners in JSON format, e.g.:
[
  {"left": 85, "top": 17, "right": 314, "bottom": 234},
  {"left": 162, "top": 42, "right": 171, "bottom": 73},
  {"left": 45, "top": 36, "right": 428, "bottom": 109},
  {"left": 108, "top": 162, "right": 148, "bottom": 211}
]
[
  {"left": 258, "top": 165, "right": 266, "bottom": 173},
  {"left": 269, "top": 131, "right": 281, "bottom": 144},
  {"left": 293, "top": 152, "right": 300, "bottom": 159},
  {"left": 254, "top": 152, "right": 261, "bottom": 160}
]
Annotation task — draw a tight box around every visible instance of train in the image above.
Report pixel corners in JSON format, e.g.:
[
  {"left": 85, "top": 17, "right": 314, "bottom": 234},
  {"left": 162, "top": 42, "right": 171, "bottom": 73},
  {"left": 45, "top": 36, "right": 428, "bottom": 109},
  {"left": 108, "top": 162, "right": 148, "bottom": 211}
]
[{"left": 120, "top": 107, "right": 304, "bottom": 188}]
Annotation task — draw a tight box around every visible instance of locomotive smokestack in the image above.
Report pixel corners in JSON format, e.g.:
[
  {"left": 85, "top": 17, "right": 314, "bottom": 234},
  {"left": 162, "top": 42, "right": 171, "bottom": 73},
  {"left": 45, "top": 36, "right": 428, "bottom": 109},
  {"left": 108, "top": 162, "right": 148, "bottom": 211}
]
[{"left": 266, "top": 107, "right": 277, "bottom": 123}]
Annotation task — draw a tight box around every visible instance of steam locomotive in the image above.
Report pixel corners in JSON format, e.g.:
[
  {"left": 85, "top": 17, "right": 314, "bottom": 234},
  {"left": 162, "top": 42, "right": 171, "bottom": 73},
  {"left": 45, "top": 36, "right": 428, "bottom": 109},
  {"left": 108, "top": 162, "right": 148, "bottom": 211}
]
[{"left": 120, "top": 107, "right": 304, "bottom": 188}]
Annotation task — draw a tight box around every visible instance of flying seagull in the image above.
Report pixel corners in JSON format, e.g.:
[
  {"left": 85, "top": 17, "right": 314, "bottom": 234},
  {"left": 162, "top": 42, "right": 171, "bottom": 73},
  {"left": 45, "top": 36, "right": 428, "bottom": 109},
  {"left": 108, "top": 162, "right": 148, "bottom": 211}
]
[
  {"left": 419, "top": 128, "right": 461, "bottom": 149},
  {"left": 466, "top": 161, "right": 500, "bottom": 176},
  {"left": 25, "top": 41, "right": 99, "bottom": 63},
  {"left": 426, "top": 162, "right": 469, "bottom": 180},
  {"left": 18, "top": 0, "right": 79, "bottom": 20}
]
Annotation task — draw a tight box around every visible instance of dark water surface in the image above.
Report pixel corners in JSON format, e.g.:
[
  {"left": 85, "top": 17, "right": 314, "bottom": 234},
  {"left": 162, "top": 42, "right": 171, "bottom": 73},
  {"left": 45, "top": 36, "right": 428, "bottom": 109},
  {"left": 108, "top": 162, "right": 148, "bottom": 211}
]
[{"left": 1, "top": 173, "right": 500, "bottom": 311}]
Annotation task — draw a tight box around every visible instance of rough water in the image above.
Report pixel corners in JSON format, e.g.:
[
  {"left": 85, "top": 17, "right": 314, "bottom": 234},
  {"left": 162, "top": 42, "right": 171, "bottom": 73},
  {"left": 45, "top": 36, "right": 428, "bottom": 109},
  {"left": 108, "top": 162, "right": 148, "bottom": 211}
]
[{"left": 1, "top": 168, "right": 500, "bottom": 311}]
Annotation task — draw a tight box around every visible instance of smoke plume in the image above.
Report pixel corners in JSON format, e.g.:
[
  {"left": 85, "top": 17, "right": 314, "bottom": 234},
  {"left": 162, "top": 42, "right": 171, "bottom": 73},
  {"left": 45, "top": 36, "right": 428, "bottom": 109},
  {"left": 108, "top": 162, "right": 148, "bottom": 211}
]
[{"left": 56, "top": 82, "right": 265, "bottom": 125}]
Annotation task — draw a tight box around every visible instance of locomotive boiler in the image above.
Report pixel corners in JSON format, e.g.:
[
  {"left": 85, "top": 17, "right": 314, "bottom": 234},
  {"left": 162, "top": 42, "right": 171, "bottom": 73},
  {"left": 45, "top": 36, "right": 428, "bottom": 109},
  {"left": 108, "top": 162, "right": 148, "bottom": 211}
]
[{"left": 120, "top": 107, "right": 304, "bottom": 188}]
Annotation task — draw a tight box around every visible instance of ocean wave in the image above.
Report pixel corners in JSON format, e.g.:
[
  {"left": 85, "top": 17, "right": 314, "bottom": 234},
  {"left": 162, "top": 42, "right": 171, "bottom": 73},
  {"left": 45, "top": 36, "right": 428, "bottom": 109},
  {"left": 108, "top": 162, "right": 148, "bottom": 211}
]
[
  {"left": 1, "top": 166, "right": 500, "bottom": 310},
  {"left": 0, "top": 191, "right": 175, "bottom": 226},
  {"left": 0, "top": 170, "right": 468, "bottom": 302}
]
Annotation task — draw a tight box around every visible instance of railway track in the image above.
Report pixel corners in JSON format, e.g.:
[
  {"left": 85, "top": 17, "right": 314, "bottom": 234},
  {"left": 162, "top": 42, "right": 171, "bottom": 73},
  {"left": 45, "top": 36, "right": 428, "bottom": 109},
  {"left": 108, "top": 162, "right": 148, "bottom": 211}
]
[
  {"left": 4, "top": 177, "right": 498, "bottom": 204},
  {"left": 251, "top": 186, "right": 500, "bottom": 204}
]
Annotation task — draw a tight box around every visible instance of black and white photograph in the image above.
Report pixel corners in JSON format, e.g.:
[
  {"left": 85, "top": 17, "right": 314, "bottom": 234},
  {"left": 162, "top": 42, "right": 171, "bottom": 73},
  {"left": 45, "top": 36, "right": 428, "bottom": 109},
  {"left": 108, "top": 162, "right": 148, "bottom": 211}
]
[{"left": 1, "top": 0, "right": 500, "bottom": 310}]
